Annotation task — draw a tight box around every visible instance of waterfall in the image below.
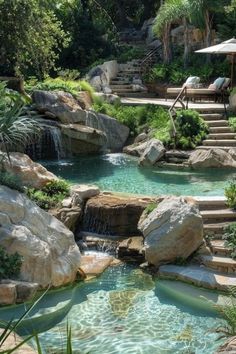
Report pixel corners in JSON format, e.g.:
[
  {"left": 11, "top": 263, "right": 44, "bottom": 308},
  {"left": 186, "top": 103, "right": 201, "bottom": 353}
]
[
  {"left": 25, "top": 119, "right": 66, "bottom": 160},
  {"left": 48, "top": 126, "right": 65, "bottom": 160}
]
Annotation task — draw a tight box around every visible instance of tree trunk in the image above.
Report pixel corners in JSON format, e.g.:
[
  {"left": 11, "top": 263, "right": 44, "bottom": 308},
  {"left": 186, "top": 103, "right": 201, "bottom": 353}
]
[
  {"left": 204, "top": 9, "right": 212, "bottom": 63},
  {"left": 183, "top": 17, "right": 190, "bottom": 68},
  {"left": 163, "top": 23, "right": 172, "bottom": 64}
]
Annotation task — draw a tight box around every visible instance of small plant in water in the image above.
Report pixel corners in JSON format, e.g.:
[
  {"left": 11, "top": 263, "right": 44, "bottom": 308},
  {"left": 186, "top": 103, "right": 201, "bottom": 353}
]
[{"left": 213, "top": 287, "right": 236, "bottom": 337}]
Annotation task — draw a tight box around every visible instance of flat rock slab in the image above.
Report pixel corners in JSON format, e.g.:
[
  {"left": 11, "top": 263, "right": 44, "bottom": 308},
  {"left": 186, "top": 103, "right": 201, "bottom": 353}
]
[
  {"left": 80, "top": 253, "right": 114, "bottom": 276},
  {"left": 159, "top": 264, "right": 236, "bottom": 291},
  {"left": 0, "top": 329, "right": 37, "bottom": 354}
]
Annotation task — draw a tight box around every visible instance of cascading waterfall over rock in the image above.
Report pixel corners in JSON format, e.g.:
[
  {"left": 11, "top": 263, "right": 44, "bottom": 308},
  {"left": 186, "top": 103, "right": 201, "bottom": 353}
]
[{"left": 26, "top": 119, "right": 66, "bottom": 160}]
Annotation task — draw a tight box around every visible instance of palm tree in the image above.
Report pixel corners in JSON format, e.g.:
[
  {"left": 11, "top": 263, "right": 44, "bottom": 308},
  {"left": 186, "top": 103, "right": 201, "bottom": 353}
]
[
  {"left": 0, "top": 82, "right": 41, "bottom": 162},
  {"left": 153, "top": 0, "right": 191, "bottom": 66},
  {"left": 190, "top": 0, "right": 225, "bottom": 62}
]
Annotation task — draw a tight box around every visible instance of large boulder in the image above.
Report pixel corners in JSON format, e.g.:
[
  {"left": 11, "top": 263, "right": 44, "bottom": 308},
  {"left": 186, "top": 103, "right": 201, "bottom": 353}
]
[
  {"left": 139, "top": 139, "right": 165, "bottom": 166},
  {"left": 1, "top": 152, "right": 57, "bottom": 189},
  {"left": 188, "top": 149, "right": 236, "bottom": 169},
  {"left": 61, "top": 124, "right": 107, "bottom": 154},
  {"left": 88, "top": 60, "right": 118, "bottom": 92},
  {"left": 83, "top": 193, "right": 154, "bottom": 236},
  {"left": 86, "top": 112, "right": 130, "bottom": 151},
  {"left": 0, "top": 186, "right": 81, "bottom": 288},
  {"left": 123, "top": 140, "right": 150, "bottom": 157},
  {"left": 138, "top": 197, "right": 203, "bottom": 266},
  {"left": 32, "top": 90, "right": 88, "bottom": 124}
]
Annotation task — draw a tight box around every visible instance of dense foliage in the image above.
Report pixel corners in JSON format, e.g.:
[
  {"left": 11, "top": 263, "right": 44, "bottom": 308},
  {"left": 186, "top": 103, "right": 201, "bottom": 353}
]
[
  {"left": 26, "top": 77, "right": 95, "bottom": 97},
  {"left": 0, "top": 171, "right": 24, "bottom": 192},
  {"left": 225, "top": 180, "right": 236, "bottom": 210},
  {"left": 27, "top": 179, "right": 70, "bottom": 210},
  {"left": 0, "top": 246, "right": 22, "bottom": 280},
  {"left": 0, "top": 0, "right": 68, "bottom": 78},
  {"left": 175, "top": 110, "right": 208, "bottom": 149},
  {"left": 145, "top": 60, "right": 230, "bottom": 85},
  {"left": 0, "top": 82, "right": 41, "bottom": 155},
  {"left": 223, "top": 223, "right": 236, "bottom": 259}
]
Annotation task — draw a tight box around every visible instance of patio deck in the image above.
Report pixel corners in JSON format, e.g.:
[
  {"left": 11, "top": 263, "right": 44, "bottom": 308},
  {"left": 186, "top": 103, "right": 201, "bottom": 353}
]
[{"left": 121, "top": 97, "right": 229, "bottom": 112}]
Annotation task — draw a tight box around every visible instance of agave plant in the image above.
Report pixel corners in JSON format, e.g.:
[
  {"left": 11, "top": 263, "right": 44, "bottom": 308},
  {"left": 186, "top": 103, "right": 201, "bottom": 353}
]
[{"left": 0, "top": 82, "right": 41, "bottom": 161}]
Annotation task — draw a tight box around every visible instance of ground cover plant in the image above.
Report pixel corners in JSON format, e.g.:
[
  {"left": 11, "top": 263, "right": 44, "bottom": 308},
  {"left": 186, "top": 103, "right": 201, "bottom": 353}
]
[
  {"left": 27, "top": 180, "right": 70, "bottom": 210},
  {"left": 223, "top": 223, "right": 236, "bottom": 259},
  {"left": 225, "top": 180, "right": 236, "bottom": 210},
  {"left": 175, "top": 109, "right": 209, "bottom": 149},
  {"left": 26, "top": 77, "right": 95, "bottom": 98},
  {"left": 0, "top": 171, "right": 24, "bottom": 193},
  {"left": 0, "top": 246, "right": 22, "bottom": 280}
]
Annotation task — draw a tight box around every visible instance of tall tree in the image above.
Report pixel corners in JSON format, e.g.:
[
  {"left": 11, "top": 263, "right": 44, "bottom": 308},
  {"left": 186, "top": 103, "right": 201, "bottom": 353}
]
[
  {"left": 0, "top": 0, "right": 68, "bottom": 79},
  {"left": 153, "top": 0, "right": 191, "bottom": 66}
]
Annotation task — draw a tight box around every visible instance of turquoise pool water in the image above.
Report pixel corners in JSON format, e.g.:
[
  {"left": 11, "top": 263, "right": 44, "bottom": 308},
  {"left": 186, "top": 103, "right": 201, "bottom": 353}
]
[
  {"left": 42, "top": 153, "right": 236, "bottom": 196},
  {"left": 0, "top": 262, "right": 225, "bottom": 354}
]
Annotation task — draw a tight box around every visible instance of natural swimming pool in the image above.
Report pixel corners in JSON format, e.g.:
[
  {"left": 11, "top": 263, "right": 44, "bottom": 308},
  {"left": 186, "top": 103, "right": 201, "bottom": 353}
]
[
  {"left": 0, "top": 262, "right": 226, "bottom": 354},
  {"left": 41, "top": 153, "right": 236, "bottom": 196}
]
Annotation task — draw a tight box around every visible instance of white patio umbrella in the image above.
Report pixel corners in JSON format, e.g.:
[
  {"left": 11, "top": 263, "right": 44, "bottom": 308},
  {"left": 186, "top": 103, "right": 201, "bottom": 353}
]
[{"left": 195, "top": 38, "right": 236, "bottom": 87}]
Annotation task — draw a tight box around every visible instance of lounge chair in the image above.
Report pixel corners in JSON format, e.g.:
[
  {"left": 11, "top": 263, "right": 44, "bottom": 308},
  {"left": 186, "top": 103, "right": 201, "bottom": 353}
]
[{"left": 166, "top": 77, "right": 230, "bottom": 103}]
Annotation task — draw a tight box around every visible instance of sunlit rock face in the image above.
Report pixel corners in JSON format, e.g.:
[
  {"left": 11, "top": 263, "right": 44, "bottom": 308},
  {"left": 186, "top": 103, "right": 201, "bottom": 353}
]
[
  {"left": 0, "top": 186, "right": 81, "bottom": 288},
  {"left": 139, "top": 196, "right": 203, "bottom": 266}
]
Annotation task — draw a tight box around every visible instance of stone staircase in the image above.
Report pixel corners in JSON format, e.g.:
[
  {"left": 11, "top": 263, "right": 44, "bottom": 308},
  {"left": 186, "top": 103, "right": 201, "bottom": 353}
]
[
  {"left": 110, "top": 42, "right": 162, "bottom": 98},
  {"left": 196, "top": 113, "right": 236, "bottom": 151},
  {"left": 159, "top": 197, "right": 236, "bottom": 291}
]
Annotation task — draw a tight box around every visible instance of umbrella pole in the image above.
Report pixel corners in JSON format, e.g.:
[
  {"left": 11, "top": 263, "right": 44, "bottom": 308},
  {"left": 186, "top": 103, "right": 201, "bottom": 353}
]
[{"left": 231, "top": 54, "right": 235, "bottom": 88}]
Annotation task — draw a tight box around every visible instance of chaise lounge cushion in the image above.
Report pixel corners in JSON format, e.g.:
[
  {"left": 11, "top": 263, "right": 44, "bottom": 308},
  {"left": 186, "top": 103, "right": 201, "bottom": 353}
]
[
  {"left": 213, "top": 77, "right": 225, "bottom": 90},
  {"left": 185, "top": 76, "right": 200, "bottom": 88}
]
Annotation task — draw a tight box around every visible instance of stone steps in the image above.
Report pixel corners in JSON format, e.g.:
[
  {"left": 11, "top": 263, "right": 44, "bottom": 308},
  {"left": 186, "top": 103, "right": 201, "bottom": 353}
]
[
  {"left": 110, "top": 84, "right": 133, "bottom": 90},
  {"left": 203, "top": 222, "right": 231, "bottom": 238},
  {"left": 209, "top": 126, "right": 233, "bottom": 133},
  {"left": 199, "top": 113, "right": 224, "bottom": 121},
  {"left": 196, "top": 146, "right": 232, "bottom": 151},
  {"left": 209, "top": 240, "right": 231, "bottom": 257},
  {"left": 158, "top": 264, "right": 236, "bottom": 291},
  {"left": 118, "top": 92, "right": 156, "bottom": 98},
  {"left": 203, "top": 139, "right": 236, "bottom": 147},
  {"left": 200, "top": 255, "right": 236, "bottom": 274},
  {"left": 201, "top": 208, "right": 236, "bottom": 222},
  {"left": 208, "top": 133, "right": 236, "bottom": 139},
  {"left": 205, "top": 120, "right": 228, "bottom": 127}
]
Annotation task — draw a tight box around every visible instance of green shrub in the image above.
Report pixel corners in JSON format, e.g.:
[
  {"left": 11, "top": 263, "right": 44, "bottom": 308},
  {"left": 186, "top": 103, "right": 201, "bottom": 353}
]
[
  {"left": 0, "top": 246, "right": 22, "bottom": 280},
  {"left": 0, "top": 171, "right": 24, "bottom": 192},
  {"left": 229, "top": 117, "right": 236, "bottom": 132},
  {"left": 175, "top": 110, "right": 209, "bottom": 149},
  {"left": 144, "top": 203, "right": 158, "bottom": 215},
  {"left": 225, "top": 180, "right": 236, "bottom": 210},
  {"left": 27, "top": 179, "right": 70, "bottom": 210},
  {"left": 92, "top": 102, "right": 170, "bottom": 139},
  {"left": 42, "top": 179, "right": 70, "bottom": 198},
  {"left": 26, "top": 77, "right": 94, "bottom": 98},
  {"left": 223, "top": 223, "right": 236, "bottom": 259},
  {"left": 117, "top": 45, "right": 145, "bottom": 63}
]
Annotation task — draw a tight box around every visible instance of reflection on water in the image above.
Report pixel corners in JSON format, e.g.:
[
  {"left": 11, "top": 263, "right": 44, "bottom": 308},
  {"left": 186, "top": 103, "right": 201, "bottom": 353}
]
[{"left": 41, "top": 153, "right": 236, "bottom": 196}]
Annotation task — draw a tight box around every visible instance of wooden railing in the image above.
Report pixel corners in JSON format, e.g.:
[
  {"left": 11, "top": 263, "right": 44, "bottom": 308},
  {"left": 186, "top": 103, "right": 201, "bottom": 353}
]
[{"left": 168, "top": 86, "right": 187, "bottom": 148}]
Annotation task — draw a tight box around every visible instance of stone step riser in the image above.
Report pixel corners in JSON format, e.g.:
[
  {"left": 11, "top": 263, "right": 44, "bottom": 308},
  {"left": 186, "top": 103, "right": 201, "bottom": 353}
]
[
  {"left": 196, "top": 146, "right": 232, "bottom": 151},
  {"left": 206, "top": 121, "right": 228, "bottom": 127},
  {"left": 209, "top": 127, "right": 233, "bottom": 133},
  {"left": 208, "top": 134, "right": 236, "bottom": 139},
  {"left": 203, "top": 140, "right": 236, "bottom": 147}
]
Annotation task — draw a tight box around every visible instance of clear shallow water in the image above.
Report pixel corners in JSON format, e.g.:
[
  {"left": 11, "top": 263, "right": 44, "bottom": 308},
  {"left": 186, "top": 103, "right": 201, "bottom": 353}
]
[
  {"left": 41, "top": 153, "right": 236, "bottom": 196},
  {"left": 0, "top": 263, "right": 225, "bottom": 354}
]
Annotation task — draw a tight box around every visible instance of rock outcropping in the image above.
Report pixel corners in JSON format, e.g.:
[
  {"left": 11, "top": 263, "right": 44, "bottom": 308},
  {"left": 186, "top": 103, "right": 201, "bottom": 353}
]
[
  {"left": 83, "top": 193, "right": 154, "bottom": 236},
  {"left": 188, "top": 149, "right": 236, "bottom": 169},
  {"left": 139, "top": 139, "right": 165, "bottom": 166},
  {"left": 138, "top": 197, "right": 203, "bottom": 266},
  {"left": 0, "top": 186, "right": 81, "bottom": 288},
  {"left": 1, "top": 152, "right": 57, "bottom": 188}
]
